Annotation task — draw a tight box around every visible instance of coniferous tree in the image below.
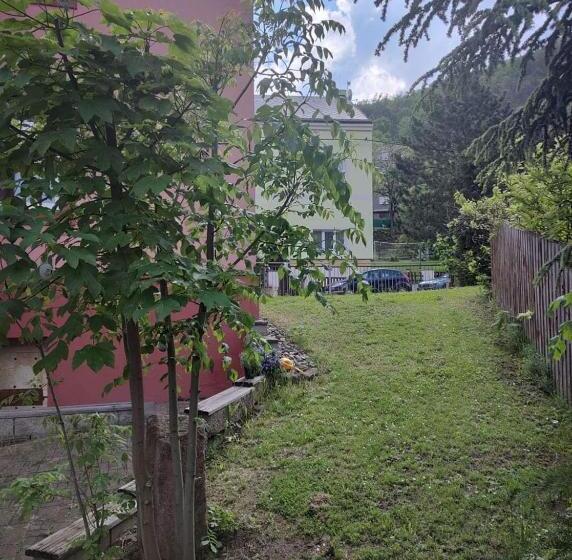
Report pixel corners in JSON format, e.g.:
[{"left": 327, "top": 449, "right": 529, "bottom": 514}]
[
  {"left": 394, "top": 77, "right": 509, "bottom": 240},
  {"left": 374, "top": 0, "right": 572, "bottom": 163}
]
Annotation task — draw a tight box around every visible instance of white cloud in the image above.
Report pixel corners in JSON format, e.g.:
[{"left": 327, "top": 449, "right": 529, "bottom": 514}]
[
  {"left": 351, "top": 58, "right": 407, "bottom": 101},
  {"left": 255, "top": 1, "right": 356, "bottom": 94},
  {"left": 312, "top": 0, "right": 356, "bottom": 67}
]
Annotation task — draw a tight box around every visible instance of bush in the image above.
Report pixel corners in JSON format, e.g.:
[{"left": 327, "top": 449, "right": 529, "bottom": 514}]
[
  {"left": 522, "top": 345, "right": 553, "bottom": 394},
  {"left": 502, "top": 152, "right": 572, "bottom": 243},
  {"left": 202, "top": 505, "right": 238, "bottom": 554},
  {"left": 437, "top": 190, "right": 508, "bottom": 286},
  {"left": 494, "top": 310, "right": 529, "bottom": 354},
  {"left": 494, "top": 310, "right": 554, "bottom": 393}
]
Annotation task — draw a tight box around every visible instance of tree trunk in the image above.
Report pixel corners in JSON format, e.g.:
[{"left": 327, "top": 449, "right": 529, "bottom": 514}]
[
  {"left": 40, "top": 345, "right": 91, "bottom": 539},
  {"left": 182, "top": 364, "right": 200, "bottom": 560},
  {"left": 123, "top": 318, "right": 162, "bottom": 560},
  {"left": 159, "top": 280, "right": 185, "bottom": 558},
  {"left": 182, "top": 307, "right": 207, "bottom": 560}
]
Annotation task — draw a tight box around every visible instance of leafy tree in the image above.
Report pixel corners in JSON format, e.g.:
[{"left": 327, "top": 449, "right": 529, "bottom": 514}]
[
  {"left": 393, "top": 77, "right": 508, "bottom": 241},
  {"left": 436, "top": 190, "right": 508, "bottom": 286},
  {"left": 358, "top": 91, "right": 423, "bottom": 144},
  {"left": 373, "top": 0, "right": 572, "bottom": 164},
  {"left": 0, "top": 1, "right": 368, "bottom": 559}
]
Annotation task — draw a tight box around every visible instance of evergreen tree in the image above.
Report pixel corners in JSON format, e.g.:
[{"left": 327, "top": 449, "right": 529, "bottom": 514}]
[
  {"left": 394, "top": 77, "right": 509, "bottom": 240},
  {"left": 374, "top": 0, "right": 572, "bottom": 163}
]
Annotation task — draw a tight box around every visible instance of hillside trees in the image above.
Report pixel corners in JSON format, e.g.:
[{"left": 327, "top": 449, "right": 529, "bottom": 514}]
[
  {"left": 387, "top": 78, "right": 508, "bottom": 241},
  {"left": 0, "top": 1, "right": 367, "bottom": 559},
  {"left": 374, "top": 0, "right": 572, "bottom": 164}
]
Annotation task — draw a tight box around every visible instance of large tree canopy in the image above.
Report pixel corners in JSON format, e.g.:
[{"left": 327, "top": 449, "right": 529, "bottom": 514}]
[{"left": 374, "top": 0, "right": 572, "bottom": 164}]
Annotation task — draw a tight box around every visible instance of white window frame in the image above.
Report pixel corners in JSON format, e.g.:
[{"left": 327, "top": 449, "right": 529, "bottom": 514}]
[{"left": 312, "top": 229, "right": 346, "bottom": 253}]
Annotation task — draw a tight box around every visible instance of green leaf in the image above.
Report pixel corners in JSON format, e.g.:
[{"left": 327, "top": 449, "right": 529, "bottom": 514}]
[
  {"left": 72, "top": 341, "right": 115, "bottom": 372},
  {"left": 99, "top": 0, "right": 133, "bottom": 30},
  {"left": 133, "top": 175, "right": 172, "bottom": 195},
  {"left": 0, "top": 259, "right": 35, "bottom": 284},
  {"left": 33, "top": 341, "right": 68, "bottom": 374},
  {"left": 78, "top": 98, "right": 117, "bottom": 124},
  {"left": 0, "top": 299, "right": 26, "bottom": 339},
  {"left": 199, "top": 291, "right": 232, "bottom": 311},
  {"left": 155, "top": 298, "right": 182, "bottom": 321},
  {"left": 61, "top": 247, "right": 97, "bottom": 269},
  {"left": 138, "top": 96, "right": 172, "bottom": 116},
  {"left": 30, "top": 129, "right": 76, "bottom": 156}
]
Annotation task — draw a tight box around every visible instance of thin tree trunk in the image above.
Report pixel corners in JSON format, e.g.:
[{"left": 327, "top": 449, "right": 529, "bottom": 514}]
[
  {"left": 123, "top": 318, "right": 162, "bottom": 560},
  {"left": 182, "top": 307, "right": 207, "bottom": 560},
  {"left": 104, "top": 119, "right": 160, "bottom": 560},
  {"left": 159, "top": 280, "right": 185, "bottom": 558},
  {"left": 182, "top": 137, "right": 218, "bottom": 560},
  {"left": 39, "top": 345, "right": 91, "bottom": 538}
]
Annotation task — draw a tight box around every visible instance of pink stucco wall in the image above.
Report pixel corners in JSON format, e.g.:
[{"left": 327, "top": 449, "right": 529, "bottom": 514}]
[{"left": 3, "top": 0, "right": 256, "bottom": 406}]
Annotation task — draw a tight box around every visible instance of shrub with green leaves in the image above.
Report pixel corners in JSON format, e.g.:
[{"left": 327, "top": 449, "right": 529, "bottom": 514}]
[
  {"left": 202, "top": 505, "right": 238, "bottom": 554},
  {"left": 5, "top": 414, "right": 132, "bottom": 559},
  {"left": 436, "top": 190, "right": 508, "bottom": 286},
  {"left": 501, "top": 152, "right": 572, "bottom": 243}
]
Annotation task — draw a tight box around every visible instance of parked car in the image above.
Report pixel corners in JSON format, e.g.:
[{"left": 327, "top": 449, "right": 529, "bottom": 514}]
[
  {"left": 418, "top": 274, "right": 451, "bottom": 290},
  {"left": 329, "top": 269, "right": 412, "bottom": 294}
]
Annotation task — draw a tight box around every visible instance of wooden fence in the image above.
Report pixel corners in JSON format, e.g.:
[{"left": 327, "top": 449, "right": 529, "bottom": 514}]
[{"left": 491, "top": 224, "right": 572, "bottom": 403}]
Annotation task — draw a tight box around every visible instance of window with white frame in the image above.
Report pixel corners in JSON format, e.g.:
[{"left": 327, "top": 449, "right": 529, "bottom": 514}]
[{"left": 312, "top": 229, "right": 345, "bottom": 253}]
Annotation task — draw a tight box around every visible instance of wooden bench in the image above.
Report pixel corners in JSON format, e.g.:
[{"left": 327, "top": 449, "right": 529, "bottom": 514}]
[
  {"left": 197, "top": 386, "right": 253, "bottom": 416},
  {"left": 185, "top": 386, "right": 255, "bottom": 435},
  {"left": 25, "top": 509, "right": 135, "bottom": 559}
]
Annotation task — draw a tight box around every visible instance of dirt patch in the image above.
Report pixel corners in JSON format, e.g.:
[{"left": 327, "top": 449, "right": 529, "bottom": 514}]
[
  {"left": 0, "top": 437, "right": 80, "bottom": 560},
  {"left": 219, "top": 517, "right": 333, "bottom": 560}
]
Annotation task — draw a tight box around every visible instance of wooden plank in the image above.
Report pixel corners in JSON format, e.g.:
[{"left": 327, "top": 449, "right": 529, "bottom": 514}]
[
  {"left": 25, "top": 509, "right": 135, "bottom": 560},
  {"left": 197, "top": 386, "right": 253, "bottom": 416},
  {"left": 492, "top": 224, "right": 572, "bottom": 404},
  {"left": 234, "top": 375, "right": 266, "bottom": 388},
  {"left": 0, "top": 402, "right": 133, "bottom": 420},
  {"left": 118, "top": 479, "right": 136, "bottom": 497}
]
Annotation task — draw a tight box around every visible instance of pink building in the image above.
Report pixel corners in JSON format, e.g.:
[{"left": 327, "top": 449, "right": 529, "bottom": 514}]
[{"left": 0, "top": 0, "right": 256, "bottom": 408}]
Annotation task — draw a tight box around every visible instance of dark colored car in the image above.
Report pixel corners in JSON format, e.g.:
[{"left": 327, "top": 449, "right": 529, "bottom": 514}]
[{"left": 329, "top": 268, "right": 412, "bottom": 294}]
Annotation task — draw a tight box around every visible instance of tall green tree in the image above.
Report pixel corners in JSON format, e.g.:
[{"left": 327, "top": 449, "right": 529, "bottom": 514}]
[
  {"left": 0, "top": 1, "right": 367, "bottom": 559},
  {"left": 373, "top": 0, "right": 572, "bottom": 164},
  {"left": 393, "top": 77, "right": 508, "bottom": 241}
]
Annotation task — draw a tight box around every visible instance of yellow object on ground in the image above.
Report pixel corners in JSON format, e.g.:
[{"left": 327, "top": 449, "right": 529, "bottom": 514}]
[{"left": 280, "top": 356, "right": 295, "bottom": 371}]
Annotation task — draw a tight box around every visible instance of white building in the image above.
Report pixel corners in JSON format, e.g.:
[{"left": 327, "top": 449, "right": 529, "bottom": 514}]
[{"left": 255, "top": 95, "right": 374, "bottom": 262}]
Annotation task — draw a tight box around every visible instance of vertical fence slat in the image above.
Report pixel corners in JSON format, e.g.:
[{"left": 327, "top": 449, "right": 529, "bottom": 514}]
[{"left": 491, "top": 224, "right": 572, "bottom": 404}]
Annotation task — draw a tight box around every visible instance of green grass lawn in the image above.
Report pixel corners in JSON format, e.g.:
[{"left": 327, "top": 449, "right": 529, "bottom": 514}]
[{"left": 208, "top": 288, "right": 572, "bottom": 560}]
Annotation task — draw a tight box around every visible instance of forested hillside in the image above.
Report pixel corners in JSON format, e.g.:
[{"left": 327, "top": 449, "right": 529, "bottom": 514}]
[
  {"left": 358, "top": 57, "right": 547, "bottom": 243},
  {"left": 358, "top": 56, "right": 546, "bottom": 145}
]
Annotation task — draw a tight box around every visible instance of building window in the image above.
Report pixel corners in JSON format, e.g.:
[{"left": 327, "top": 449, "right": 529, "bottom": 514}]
[{"left": 312, "top": 230, "right": 345, "bottom": 253}]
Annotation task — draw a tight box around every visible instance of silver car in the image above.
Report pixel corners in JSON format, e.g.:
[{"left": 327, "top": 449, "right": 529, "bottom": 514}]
[{"left": 418, "top": 274, "right": 451, "bottom": 290}]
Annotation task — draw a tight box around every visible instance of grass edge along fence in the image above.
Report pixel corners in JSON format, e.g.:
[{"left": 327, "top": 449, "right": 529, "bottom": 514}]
[{"left": 491, "top": 224, "right": 572, "bottom": 403}]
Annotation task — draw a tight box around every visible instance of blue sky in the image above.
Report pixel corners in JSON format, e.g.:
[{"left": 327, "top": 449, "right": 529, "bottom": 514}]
[{"left": 318, "top": 0, "right": 460, "bottom": 101}]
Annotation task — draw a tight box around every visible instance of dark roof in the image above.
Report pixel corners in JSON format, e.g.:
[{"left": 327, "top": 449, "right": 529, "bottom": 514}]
[{"left": 254, "top": 95, "right": 371, "bottom": 123}]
